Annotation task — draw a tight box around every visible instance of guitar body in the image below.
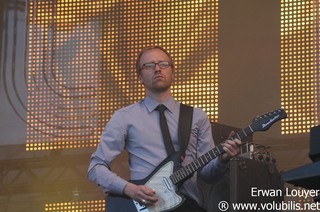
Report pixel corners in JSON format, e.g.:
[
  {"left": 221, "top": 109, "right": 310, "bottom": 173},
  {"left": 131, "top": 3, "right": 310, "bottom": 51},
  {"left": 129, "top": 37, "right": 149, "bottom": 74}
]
[
  {"left": 107, "top": 152, "right": 186, "bottom": 212},
  {"left": 107, "top": 109, "right": 287, "bottom": 212}
]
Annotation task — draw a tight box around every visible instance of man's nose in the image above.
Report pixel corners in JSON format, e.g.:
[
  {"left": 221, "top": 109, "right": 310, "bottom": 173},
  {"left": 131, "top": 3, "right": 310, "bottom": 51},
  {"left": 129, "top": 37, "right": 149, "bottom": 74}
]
[{"left": 154, "top": 63, "right": 162, "bottom": 71}]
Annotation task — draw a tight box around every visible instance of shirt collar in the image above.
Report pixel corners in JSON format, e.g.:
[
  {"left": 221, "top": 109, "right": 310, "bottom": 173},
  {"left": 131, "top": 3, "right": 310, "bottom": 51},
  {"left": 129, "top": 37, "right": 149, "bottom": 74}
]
[{"left": 144, "top": 95, "right": 175, "bottom": 113}]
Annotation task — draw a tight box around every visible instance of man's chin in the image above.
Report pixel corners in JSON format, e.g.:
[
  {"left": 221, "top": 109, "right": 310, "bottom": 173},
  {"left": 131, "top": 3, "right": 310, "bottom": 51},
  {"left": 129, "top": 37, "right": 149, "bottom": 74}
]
[{"left": 151, "top": 85, "right": 171, "bottom": 93}]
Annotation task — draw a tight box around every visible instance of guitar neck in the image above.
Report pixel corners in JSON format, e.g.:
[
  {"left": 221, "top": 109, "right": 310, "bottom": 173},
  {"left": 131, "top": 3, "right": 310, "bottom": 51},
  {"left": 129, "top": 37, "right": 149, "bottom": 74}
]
[{"left": 170, "top": 125, "right": 254, "bottom": 185}]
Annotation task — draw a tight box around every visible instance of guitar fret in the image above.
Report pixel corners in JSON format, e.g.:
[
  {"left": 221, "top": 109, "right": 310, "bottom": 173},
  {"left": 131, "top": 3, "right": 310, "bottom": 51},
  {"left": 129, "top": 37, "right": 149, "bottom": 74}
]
[
  {"left": 185, "top": 168, "right": 190, "bottom": 176},
  {"left": 177, "top": 170, "right": 183, "bottom": 179},
  {"left": 205, "top": 153, "right": 212, "bottom": 161},
  {"left": 218, "top": 145, "right": 225, "bottom": 153},
  {"left": 208, "top": 150, "right": 215, "bottom": 159},
  {"left": 206, "top": 154, "right": 211, "bottom": 162},
  {"left": 199, "top": 157, "right": 205, "bottom": 166},
  {"left": 242, "top": 129, "right": 248, "bottom": 137},
  {"left": 171, "top": 174, "right": 177, "bottom": 184},
  {"left": 184, "top": 165, "right": 191, "bottom": 175},
  {"left": 178, "top": 169, "right": 185, "bottom": 178},
  {"left": 244, "top": 127, "right": 253, "bottom": 136},
  {"left": 184, "top": 167, "right": 189, "bottom": 176},
  {"left": 194, "top": 160, "right": 200, "bottom": 168},
  {"left": 170, "top": 175, "right": 175, "bottom": 184},
  {"left": 237, "top": 130, "right": 245, "bottom": 140},
  {"left": 236, "top": 133, "right": 241, "bottom": 140},
  {"left": 190, "top": 162, "right": 197, "bottom": 171},
  {"left": 190, "top": 165, "right": 195, "bottom": 173},
  {"left": 248, "top": 125, "right": 253, "bottom": 132},
  {"left": 213, "top": 147, "right": 220, "bottom": 156},
  {"left": 237, "top": 127, "right": 254, "bottom": 140},
  {"left": 201, "top": 155, "right": 207, "bottom": 163},
  {"left": 175, "top": 171, "right": 181, "bottom": 180},
  {"left": 181, "top": 168, "right": 187, "bottom": 177}
]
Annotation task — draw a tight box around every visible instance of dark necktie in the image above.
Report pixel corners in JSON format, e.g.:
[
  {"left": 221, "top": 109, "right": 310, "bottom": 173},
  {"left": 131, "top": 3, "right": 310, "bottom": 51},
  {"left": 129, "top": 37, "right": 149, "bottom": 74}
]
[{"left": 156, "top": 104, "right": 175, "bottom": 155}]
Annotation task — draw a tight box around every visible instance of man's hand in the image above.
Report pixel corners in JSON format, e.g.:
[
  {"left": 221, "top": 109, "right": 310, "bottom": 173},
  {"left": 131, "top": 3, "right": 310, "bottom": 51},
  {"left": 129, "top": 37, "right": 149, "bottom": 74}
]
[
  {"left": 220, "top": 131, "right": 242, "bottom": 163},
  {"left": 123, "top": 182, "right": 158, "bottom": 205}
]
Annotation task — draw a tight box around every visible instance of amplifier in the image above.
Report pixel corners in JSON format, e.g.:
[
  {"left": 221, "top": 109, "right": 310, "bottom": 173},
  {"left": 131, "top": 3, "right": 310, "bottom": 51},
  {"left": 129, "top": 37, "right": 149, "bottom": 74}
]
[
  {"left": 199, "top": 156, "right": 283, "bottom": 212},
  {"left": 229, "top": 156, "right": 283, "bottom": 211},
  {"left": 309, "top": 125, "right": 320, "bottom": 162}
]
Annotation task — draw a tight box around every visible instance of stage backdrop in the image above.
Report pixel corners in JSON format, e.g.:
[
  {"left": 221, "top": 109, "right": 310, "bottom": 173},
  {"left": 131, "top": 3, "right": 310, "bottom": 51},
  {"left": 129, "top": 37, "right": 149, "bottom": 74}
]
[{"left": 0, "top": 0, "right": 319, "bottom": 211}]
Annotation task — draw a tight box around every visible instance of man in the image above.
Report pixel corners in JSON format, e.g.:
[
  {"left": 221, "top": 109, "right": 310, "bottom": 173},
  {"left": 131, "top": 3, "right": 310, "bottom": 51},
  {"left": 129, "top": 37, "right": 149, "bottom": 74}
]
[{"left": 88, "top": 46, "right": 241, "bottom": 211}]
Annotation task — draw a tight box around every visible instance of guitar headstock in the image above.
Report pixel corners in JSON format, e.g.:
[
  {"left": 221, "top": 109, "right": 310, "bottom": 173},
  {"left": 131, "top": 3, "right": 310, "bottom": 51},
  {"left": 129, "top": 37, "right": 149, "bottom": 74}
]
[{"left": 251, "top": 108, "right": 287, "bottom": 132}]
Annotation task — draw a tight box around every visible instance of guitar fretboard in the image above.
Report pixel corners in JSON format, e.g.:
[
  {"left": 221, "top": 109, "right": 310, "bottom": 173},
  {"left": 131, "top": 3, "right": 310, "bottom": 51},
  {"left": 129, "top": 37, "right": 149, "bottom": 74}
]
[{"left": 170, "top": 125, "right": 254, "bottom": 185}]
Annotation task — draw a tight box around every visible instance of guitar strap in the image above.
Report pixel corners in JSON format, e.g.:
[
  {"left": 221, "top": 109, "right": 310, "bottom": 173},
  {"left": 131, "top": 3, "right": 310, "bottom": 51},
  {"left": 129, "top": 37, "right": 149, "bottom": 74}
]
[{"left": 178, "top": 103, "right": 193, "bottom": 162}]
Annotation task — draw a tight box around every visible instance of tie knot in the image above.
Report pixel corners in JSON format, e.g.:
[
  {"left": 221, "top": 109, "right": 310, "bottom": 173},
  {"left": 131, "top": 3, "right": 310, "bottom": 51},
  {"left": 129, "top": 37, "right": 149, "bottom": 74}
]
[{"left": 156, "top": 104, "right": 167, "bottom": 113}]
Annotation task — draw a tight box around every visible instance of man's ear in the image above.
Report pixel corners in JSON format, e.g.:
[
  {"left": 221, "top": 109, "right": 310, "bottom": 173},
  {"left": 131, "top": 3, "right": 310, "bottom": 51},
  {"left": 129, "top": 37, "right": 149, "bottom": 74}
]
[
  {"left": 138, "top": 75, "right": 144, "bottom": 84},
  {"left": 171, "top": 70, "right": 175, "bottom": 83}
]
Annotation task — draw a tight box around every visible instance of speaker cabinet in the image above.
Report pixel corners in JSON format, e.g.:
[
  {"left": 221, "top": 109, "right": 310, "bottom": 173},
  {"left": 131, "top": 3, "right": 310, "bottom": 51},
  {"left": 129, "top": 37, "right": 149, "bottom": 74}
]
[
  {"left": 229, "top": 157, "right": 283, "bottom": 211},
  {"left": 309, "top": 125, "right": 320, "bottom": 162},
  {"left": 199, "top": 156, "right": 283, "bottom": 212}
]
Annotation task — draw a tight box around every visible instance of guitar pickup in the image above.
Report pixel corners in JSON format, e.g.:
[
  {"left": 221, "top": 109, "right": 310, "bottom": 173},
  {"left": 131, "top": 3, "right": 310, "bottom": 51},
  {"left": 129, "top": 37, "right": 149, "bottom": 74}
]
[{"left": 163, "top": 177, "right": 173, "bottom": 191}]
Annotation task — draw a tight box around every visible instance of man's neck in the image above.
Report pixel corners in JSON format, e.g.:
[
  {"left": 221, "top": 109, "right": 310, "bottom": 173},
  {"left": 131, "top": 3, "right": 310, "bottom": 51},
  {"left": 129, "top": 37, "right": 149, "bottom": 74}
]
[{"left": 146, "top": 90, "right": 172, "bottom": 104}]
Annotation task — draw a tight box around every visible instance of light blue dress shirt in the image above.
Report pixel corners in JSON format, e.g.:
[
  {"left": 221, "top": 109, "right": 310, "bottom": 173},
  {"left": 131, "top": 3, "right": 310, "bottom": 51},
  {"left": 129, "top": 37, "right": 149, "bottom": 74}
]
[{"left": 88, "top": 95, "right": 227, "bottom": 205}]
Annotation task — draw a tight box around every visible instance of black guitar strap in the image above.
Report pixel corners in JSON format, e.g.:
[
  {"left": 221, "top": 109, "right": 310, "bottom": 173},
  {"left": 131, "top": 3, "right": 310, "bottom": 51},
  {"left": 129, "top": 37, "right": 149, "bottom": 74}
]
[{"left": 178, "top": 103, "right": 193, "bottom": 162}]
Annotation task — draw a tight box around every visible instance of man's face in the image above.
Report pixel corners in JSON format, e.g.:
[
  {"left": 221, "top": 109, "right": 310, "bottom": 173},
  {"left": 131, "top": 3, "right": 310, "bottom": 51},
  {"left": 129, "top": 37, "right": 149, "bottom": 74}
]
[{"left": 138, "top": 48, "right": 174, "bottom": 94}]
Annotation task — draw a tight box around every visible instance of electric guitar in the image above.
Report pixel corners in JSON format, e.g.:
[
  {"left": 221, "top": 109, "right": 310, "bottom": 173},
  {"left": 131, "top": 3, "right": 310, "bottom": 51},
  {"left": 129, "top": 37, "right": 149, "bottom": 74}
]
[{"left": 107, "top": 109, "right": 287, "bottom": 212}]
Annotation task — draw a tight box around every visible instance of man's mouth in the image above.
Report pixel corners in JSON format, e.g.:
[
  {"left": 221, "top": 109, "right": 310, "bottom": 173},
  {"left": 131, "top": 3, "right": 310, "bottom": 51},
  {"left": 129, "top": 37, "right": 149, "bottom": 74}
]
[{"left": 154, "top": 74, "right": 165, "bottom": 80}]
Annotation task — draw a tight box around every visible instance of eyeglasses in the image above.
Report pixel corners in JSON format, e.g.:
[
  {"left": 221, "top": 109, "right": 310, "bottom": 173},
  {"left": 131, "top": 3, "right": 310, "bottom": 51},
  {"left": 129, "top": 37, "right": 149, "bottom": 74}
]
[{"left": 141, "top": 61, "right": 172, "bottom": 71}]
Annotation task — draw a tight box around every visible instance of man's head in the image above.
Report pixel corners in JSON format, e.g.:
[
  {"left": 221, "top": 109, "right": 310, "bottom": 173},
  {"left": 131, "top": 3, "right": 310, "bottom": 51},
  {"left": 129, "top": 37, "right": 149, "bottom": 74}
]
[
  {"left": 136, "top": 46, "right": 174, "bottom": 95},
  {"left": 136, "top": 46, "right": 174, "bottom": 76}
]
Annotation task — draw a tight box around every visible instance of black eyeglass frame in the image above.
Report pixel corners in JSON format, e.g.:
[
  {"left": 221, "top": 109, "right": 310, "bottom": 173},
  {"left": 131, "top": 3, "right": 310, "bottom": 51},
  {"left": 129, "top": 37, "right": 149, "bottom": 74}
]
[{"left": 140, "top": 61, "right": 172, "bottom": 71}]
